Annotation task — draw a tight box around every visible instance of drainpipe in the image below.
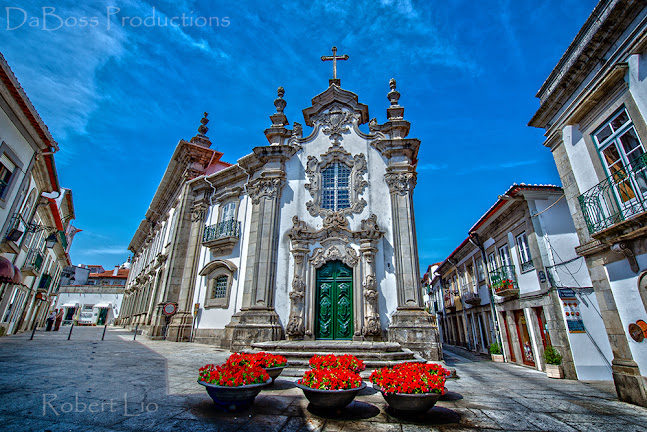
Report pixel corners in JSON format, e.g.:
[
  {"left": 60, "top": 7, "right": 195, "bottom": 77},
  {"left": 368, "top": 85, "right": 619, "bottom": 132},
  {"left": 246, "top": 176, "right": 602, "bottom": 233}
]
[{"left": 469, "top": 232, "right": 506, "bottom": 361}]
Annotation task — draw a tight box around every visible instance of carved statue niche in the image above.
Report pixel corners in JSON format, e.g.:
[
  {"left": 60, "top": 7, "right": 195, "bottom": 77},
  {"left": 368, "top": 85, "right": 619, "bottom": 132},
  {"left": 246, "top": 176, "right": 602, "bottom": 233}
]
[{"left": 363, "top": 274, "right": 381, "bottom": 336}]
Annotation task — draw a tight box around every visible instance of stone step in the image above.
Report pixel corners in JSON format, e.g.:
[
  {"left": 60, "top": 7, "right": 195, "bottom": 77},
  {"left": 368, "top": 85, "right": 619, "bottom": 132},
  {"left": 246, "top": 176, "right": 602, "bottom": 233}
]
[
  {"left": 283, "top": 357, "right": 424, "bottom": 368},
  {"left": 249, "top": 350, "right": 416, "bottom": 361},
  {"left": 251, "top": 340, "right": 403, "bottom": 353}
]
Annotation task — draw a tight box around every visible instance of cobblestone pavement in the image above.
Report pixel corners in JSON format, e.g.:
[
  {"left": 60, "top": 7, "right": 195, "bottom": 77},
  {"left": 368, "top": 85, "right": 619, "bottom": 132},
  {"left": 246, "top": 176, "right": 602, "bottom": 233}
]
[{"left": 1, "top": 326, "right": 646, "bottom": 431}]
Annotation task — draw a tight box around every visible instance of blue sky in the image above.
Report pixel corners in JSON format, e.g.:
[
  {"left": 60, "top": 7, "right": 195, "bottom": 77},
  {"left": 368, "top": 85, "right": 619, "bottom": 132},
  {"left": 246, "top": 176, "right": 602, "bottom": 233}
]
[{"left": 0, "top": 0, "right": 596, "bottom": 269}]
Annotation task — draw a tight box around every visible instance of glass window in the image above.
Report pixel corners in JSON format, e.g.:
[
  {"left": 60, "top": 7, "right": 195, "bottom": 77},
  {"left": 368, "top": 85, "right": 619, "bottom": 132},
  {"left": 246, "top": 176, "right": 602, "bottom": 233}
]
[
  {"left": 487, "top": 252, "right": 497, "bottom": 272},
  {"left": 475, "top": 257, "right": 485, "bottom": 280},
  {"left": 498, "top": 245, "right": 511, "bottom": 267},
  {"left": 211, "top": 276, "right": 228, "bottom": 299},
  {"left": 516, "top": 232, "right": 534, "bottom": 272},
  {"left": 321, "top": 162, "right": 351, "bottom": 211},
  {"left": 220, "top": 202, "right": 236, "bottom": 222}
]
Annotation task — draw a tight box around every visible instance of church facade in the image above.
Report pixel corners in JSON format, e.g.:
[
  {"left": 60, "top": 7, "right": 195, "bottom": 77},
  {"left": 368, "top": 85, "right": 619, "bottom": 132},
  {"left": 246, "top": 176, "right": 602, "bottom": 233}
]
[{"left": 119, "top": 76, "right": 440, "bottom": 359}]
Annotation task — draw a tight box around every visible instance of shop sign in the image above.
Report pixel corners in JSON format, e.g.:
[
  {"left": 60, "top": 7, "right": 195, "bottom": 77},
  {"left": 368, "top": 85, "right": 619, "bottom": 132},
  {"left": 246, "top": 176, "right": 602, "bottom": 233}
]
[
  {"left": 629, "top": 323, "right": 644, "bottom": 342},
  {"left": 558, "top": 289, "right": 585, "bottom": 333}
]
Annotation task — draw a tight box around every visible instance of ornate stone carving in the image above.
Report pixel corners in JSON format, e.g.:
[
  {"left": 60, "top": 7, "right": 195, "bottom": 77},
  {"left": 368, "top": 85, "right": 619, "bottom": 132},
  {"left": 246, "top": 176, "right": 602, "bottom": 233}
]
[
  {"left": 309, "top": 246, "right": 359, "bottom": 269},
  {"left": 286, "top": 276, "right": 306, "bottom": 337},
  {"left": 247, "top": 177, "right": 284, "bottom": 204},
  {"left": 384, "top": 171, "right": 417, "bottom": 195},
  {"left": 191, "top": 203, "right": 208, "bottom": 222},
  {"left": 304, "top": 145, "right": 368, "bottom": 217},
  {"left": 312, "top": 107, "right": 359, "bottom": 144}
]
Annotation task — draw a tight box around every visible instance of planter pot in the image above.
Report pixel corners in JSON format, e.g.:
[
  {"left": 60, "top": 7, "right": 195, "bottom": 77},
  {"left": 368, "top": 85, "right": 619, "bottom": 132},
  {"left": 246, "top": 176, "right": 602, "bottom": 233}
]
[
  {"left": 491, "top": 354, "right": 504, "bottom": 363},
  {"left": 263, "top": 366, "right": 286, "bottom": 383},
  {"left": 198, "top": 377, "right": 272, "bottom": 411},
  {"left": 546, "top": 364, "right": 564, "bottom": 379},
  {"left": 373, "top": 384, "right": 441, "bottom": 413},
  {"left": 295, "top": 382, "right": 366, "bottom": 409}
]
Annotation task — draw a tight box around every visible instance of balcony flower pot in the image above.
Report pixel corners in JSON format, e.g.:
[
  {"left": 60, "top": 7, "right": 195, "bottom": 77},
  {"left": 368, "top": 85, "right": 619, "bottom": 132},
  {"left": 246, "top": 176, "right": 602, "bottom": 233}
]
[
  {"left": 370, "top": 362, "right": 449, "bottom": 414},
  {"left": 308, "top": 353, "right": 366, "bottom": 374},
  {"left": 296, "top": 367, "right": 365, "bottom": 409},
  {"left": 489, "top": 343, "right": 503, "bottom": 362},
  {"left": 198, "top": 363, "right": 270, "bottom": 411}
]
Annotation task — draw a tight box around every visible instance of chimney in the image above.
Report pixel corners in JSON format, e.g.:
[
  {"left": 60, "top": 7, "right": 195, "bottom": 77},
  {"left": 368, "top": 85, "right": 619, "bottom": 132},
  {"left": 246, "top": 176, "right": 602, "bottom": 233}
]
[{"left": 113, "top": 266, "right": 119, "bottom": 276}]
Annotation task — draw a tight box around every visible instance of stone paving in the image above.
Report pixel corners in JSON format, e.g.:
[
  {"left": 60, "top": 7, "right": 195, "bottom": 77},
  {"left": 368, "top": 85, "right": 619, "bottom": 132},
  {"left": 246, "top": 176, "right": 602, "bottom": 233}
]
[{"left": 0, "top": 326, "right": 646, "bottom": 431}]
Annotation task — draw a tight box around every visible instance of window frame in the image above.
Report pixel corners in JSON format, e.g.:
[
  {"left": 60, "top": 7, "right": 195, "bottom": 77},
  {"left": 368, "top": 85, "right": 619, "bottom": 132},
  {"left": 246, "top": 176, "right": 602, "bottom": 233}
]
[
  {"left": 199, "top": 259, "right": 237, "bottom": 309},
  {"left": 515, "top": 232, "right": 534, "bottom": 273},
  {"left": 0, "top": 142, "right": 24, "bottom": 208}
]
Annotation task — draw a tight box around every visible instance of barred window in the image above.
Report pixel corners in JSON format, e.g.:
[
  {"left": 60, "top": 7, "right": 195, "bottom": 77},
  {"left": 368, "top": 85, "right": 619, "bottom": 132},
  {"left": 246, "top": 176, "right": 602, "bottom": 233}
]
[
  {"left": 211, "top": 276, "right": 228, "bottom": 299},
  {"left": 321, "top": 162, "right": 351, "bottom": 211}
]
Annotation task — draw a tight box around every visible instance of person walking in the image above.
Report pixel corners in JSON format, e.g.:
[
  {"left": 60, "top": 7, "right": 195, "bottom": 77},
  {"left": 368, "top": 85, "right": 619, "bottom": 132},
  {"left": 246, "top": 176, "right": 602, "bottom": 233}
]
[
  {"left": 54, "top": 309, "right": 63, "bottom": 331},
  {"left": 45, "top": 310, "right": 55, "bottom": 331}
]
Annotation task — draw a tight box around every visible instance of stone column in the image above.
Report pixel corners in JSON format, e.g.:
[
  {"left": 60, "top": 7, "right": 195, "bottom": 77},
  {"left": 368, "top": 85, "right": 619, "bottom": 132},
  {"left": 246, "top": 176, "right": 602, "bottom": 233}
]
[
  {"left": 360, "top": 240, "right": 381, "bottom": 339},
  {"left": 286, "top": 240, "right": 308, "bottom": 339},
  {"left": 227, "top": 173, "right": 285, "bottom": 350},
  {"left": 384, "top": 164, "right": 441, "bottom": 360},
  {"left": 167, "top": 192, "right": 209, "bottom": 342}
]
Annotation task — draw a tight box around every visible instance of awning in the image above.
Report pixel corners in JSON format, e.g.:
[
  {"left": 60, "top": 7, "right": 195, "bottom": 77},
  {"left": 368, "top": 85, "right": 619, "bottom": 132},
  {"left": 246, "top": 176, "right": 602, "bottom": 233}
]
[
  {"left": 10, "top": 265, "right": 22, "bottom": 284},
  {"left": 61, "top": 302, "right": 79, "bottom": 308},
  {"left": 0, "top": 256, "right": 15, "bottom": 283},
  {"left": 94, "top": 303, "right": 111, "bottom": 308}
]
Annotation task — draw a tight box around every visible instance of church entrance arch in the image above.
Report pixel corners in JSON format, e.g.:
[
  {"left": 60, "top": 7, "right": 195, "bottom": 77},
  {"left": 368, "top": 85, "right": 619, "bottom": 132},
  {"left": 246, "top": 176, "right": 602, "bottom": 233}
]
[{"left": 315, "top": 260, "right": 353, "bottom": 339}]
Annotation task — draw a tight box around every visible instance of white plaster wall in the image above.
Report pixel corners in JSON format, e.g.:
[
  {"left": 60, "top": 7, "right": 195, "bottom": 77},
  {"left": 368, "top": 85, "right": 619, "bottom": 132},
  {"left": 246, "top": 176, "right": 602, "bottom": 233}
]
[
  {"left": 628, "top": 50, "right": 647, "bottom": 120},
  {"left": 275, "top": 118, "right": 396, "bottom": 331},
  {"left": 605, "top": 253, "right": 647, "bottom": 376},
  {"left": 193, "top": 195, "right": 250, "bottom": 330},
  {"left": 561, "top": 125, "right": 599, "bottom": 194},
  {"left": 55, "top": 291, "right": 123, "bottom": 323}
]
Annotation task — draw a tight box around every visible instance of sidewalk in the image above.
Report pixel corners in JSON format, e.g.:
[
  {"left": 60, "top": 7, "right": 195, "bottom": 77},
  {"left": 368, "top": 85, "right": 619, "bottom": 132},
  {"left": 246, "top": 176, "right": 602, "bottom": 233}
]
[{"left": 0, "top": 326, "right": 645, "bottom": 431}]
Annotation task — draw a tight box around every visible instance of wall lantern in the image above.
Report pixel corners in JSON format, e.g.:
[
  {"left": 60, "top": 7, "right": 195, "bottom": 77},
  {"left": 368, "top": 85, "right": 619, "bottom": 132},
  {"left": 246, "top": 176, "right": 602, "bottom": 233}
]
[{"left": 45, "top": 233, "right": 57, "bottom": 248}]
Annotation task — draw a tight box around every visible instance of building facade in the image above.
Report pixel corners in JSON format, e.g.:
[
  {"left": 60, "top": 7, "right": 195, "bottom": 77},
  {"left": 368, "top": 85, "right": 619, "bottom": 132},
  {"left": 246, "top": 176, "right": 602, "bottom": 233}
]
[
  {"left": 426, "top": 184, "right": 614, "bottom": 381},
  {"left": 119, "top": 77, "right": 440, "bottom": 359},
  {"left": 529, "top": 0, "right": 647, "bottom": 405},
  {"left": 0, "top": 52, "right": 75, "bottom": 336}
]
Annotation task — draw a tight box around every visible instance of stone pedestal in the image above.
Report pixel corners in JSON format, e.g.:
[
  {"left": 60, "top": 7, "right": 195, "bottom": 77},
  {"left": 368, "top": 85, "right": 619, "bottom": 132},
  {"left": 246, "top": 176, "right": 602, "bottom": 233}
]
[
  {"left": 388, "top": 307, "right": 442, "bottom": 361},
  {"left": 226, "top": 307, "right": 283, "bottom": 351},
  {"left": 165, "top": 312, "right": 193, "bottom": 342}
]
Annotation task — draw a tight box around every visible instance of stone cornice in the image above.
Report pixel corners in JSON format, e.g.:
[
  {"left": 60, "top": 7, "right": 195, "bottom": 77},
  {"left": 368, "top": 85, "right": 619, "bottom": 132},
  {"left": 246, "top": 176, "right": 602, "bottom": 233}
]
[
  {"left": 372, "top": 138, "right": 420, "bottom": 162},
  {"left": 302, "top": 84, "right": 369, "bottom": 127}
]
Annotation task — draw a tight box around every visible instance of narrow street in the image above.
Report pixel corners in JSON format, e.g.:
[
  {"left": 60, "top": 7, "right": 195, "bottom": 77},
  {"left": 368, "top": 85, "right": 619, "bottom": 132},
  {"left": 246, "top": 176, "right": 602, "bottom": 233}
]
[{"left": 0, "top": 327, "right": 645, "bottom": 431}]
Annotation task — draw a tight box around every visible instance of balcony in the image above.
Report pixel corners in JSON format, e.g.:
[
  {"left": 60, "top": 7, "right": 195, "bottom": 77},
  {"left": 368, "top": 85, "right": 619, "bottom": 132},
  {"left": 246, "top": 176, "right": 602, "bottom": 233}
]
[
  {"left": 462, "top": 291, "right": 481, "bottom": 306},
  {"left": 38, "top": 274, "right": 52, "bottom": 290},
  {"left": 579, "top": 154, "right": 647, "bottom": 239},
  {"left": 23, "top": 248, "right": 44, "bottom": 276},
  {"left": 202, "top": 220, "right": 241, "bottom": 256},
  {"left": 489, "top": 265, "right": 519, "bottom": 298},
  {"left": 520, "top": 259, "right": 535, "bottom": 273},
  {"left": 1, "top": 213, "right": 27, "bottom": 253}
]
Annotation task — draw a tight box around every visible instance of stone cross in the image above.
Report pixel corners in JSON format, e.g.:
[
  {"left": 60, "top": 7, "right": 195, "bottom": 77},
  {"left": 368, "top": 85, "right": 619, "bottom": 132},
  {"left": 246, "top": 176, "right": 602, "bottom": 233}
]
[{"left": 321, "top": 46, "right": 349, "bottom": 80}]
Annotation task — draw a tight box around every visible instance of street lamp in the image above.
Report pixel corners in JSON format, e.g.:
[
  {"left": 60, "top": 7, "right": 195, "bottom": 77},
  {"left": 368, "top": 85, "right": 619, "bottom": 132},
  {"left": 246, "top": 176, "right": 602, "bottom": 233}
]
[{"left": 45, "top": 233, "right": 57, "bottom": 248}]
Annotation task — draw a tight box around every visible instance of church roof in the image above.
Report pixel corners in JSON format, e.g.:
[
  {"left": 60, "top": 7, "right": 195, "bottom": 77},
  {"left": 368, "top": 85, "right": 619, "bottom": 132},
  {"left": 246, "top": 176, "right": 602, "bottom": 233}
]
[{"left": 302, "top": 84, "right": 369, "bottom": 127}]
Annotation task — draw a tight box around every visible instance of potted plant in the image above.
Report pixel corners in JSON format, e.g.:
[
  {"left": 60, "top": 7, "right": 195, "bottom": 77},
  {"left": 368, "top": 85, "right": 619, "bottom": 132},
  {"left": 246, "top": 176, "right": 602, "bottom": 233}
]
[
  {"left": 489, "top": 342, "right": 504, "bottom": 362},
  {"left": 543, "top": 346, "right": 564, "bottom": 379},
  {"left": 227, "top": 352, "right": 288, "bottom": 383},
  {"left": 370, "top": 362, "right": 449, "bottom": 413},
  {"left": 308, "top": 353, "right": 366, "bottom": 373},
  {"left": 198, "top": 363, "right": 271, "bottom": 410},
  {"left": 295, "top": 367, "right": 366, "bottom": 409}
]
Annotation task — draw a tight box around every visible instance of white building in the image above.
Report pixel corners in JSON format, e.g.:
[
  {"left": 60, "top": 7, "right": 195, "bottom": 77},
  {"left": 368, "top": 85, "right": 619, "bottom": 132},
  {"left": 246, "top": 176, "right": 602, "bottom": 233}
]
[
  {"left": 529, "top": 0, "right": 647, "bottom": 406},
  {"left": 120, "top": 73, "right": 441, "bottom": 359}
]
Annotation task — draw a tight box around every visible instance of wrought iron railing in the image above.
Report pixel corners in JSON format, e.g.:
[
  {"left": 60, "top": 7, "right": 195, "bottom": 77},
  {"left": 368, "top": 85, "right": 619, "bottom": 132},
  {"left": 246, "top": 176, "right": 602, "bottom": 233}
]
[
  {"left": 489, "top": 265, "right": 519, "bottom": 295},
  {"left": 462, "top": 291, "right": 481, "bottom": 305},
  {"left": 520, "top": 259, "right": 535, "bottom": 273},
  {"left": 24, "top": 248, "right": 44, "bottom": 273},
  {"left": 578, "top": 153, "right": 647, "bottom": 234},
  {"left": 203, "top": 220, "right": 240, "bottom": 243}
]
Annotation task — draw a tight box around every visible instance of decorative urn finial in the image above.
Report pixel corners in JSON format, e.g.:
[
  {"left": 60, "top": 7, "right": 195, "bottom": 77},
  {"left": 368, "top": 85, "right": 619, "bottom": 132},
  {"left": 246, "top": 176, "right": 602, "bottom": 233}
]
[
  {"left": 387, "top": 78, "right": 400, "bottom": 106},
  {"left": 274, "top": 87, "right": 286, "bottom": 114},
  {"left": 198, "top": 112, "right": 209, "bottom": 135}
]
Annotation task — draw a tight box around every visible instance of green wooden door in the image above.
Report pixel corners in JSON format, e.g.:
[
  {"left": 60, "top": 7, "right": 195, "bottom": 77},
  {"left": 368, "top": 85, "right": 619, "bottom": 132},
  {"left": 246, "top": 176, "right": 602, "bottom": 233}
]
[{"left": 316, "top": 261, "right": 353, "bottom": 339}]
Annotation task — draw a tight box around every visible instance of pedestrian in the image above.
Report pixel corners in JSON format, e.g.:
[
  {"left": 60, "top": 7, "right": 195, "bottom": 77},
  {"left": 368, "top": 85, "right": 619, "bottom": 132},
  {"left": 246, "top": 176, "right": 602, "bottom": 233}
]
[
  {"left": 45, "top": 310, "right": 55, "bottom": 331},
  {"left": 54, "top": 308, "right": 63, "bottom": 331}
]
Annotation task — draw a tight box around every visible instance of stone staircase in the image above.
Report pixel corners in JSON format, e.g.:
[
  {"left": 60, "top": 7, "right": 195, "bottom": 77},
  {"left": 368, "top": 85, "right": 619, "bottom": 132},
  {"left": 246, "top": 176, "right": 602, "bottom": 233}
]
[{"left": 248, "top": 340, "right": 428, "bottom": 379}]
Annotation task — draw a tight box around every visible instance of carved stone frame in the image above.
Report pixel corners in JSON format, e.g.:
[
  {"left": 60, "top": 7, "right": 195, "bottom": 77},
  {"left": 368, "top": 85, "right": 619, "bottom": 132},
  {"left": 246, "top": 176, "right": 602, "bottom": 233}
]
[
  {"left": 305, "top": 144, "right": 368, "bottom": 218},
  {"left": 199, "top": 260, "right": 237, "bottom": 308}
]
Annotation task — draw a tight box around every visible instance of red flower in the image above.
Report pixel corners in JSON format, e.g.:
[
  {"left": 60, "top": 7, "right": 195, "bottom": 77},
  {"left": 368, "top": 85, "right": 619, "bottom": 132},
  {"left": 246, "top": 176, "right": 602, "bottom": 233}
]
[
  {"left": 298, "top": 367, "right": 363, "bottom": 390},
  {"left": 369, "top": 362, "right": 449, "bottom": 395},
  {"left": 309, "top": 354, "right": 365, "bottom": 373},
  {"left": 225, "top": 352, "right": 288, "bottom": 368},
  {"left": 198, "top": 363, "right": 269, "bottom": 387}
]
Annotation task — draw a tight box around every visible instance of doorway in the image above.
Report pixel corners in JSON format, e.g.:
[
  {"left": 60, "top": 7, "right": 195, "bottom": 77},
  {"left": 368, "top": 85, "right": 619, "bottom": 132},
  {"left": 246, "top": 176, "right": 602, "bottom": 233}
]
[
  {"left": 514, "top": 309, "right": 536, "bottom": 366},
  {"left": 315, "top": 261, "right": 353, "bottom": 339}
]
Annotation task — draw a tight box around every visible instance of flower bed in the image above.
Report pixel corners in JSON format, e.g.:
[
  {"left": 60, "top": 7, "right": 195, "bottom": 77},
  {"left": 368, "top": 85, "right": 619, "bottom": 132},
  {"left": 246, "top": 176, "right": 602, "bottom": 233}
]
[
  {"left": 298, "top": 367, "right": 363, "bottom": 390},
  {"left": 198, "top": 363, "right": 269, "bottom": 387},
  {"left": 226, "top": 352, "right": 287, "bottom": 368},
  {"left": 308, "top": 354, "right": 365, "bottom": 373},
  {"left": 370, "top": 362, "right": 449, "bottom": 395}
]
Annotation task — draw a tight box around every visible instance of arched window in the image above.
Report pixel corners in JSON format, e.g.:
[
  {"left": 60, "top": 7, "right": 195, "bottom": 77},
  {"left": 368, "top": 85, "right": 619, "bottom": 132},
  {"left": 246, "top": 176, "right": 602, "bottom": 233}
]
[{"left": 321, "top": 162, "right": 351, "bottom": 211}]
